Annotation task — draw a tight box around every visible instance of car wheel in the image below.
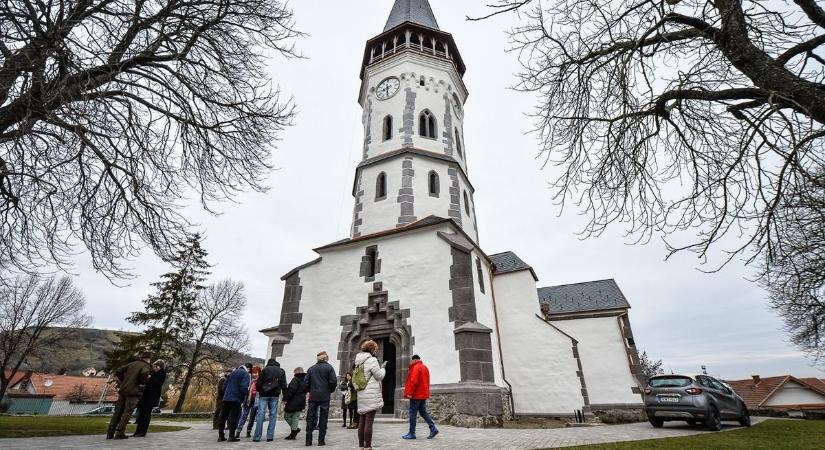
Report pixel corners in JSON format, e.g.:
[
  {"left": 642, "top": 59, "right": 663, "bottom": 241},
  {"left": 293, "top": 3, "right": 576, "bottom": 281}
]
[
  {"left": 738, "top": 404, "right": 751, "bottom": 427},
  {"left": 705, "top": 406, "right": 722, "bottom": 431},
  {"left": 648, "top": 417, "right": 664, "bottom": 428}
]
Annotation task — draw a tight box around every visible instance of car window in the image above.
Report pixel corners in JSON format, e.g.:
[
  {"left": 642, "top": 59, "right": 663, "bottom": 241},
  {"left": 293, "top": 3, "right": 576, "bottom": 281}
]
[
  {"left": 649, "top": 376, "right": 692, "bottom": 387},
  {"left": 695, "top": 376, "right": 711, "bottom": 388},
  {"left": 709, "top": 378, "right": 732, "bottom": 394}
]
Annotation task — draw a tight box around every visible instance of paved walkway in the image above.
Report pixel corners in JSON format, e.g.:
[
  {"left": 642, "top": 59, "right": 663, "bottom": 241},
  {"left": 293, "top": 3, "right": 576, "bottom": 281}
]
[{"left": 0, "top": 418, "right": 764, "bottom": 450}]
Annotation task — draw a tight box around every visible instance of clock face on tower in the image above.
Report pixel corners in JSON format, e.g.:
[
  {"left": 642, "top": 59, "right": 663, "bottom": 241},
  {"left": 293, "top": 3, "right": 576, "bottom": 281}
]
[{"left": 376, "top": 77, "right": 400, "bottom": 100}]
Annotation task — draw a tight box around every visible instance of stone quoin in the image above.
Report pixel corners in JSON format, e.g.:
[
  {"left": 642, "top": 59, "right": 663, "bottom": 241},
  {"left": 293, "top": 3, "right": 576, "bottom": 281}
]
[{"left": 261, "top": 0, "right": 644, "bottom": 427}]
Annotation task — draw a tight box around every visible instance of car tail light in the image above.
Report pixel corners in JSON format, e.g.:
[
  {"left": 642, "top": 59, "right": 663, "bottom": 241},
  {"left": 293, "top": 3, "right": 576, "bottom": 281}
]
[
  {"left": 685, "top": 387, "right": 703, "bottom": 395},
  {"left": 643, "top": 388, "right": 652, "bottom": 395}
]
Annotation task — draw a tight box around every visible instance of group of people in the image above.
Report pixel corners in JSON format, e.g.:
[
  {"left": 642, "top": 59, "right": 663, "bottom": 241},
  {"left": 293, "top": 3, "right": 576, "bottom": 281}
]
[
  {"left": 106, "top": 351, "right": 167, "bottom": 440},
  {"left": 105, "top": 340, "right": 440, "bottom": 449},
  {"left": 212, "top": 340, "right": 439, "bottom": 449}
]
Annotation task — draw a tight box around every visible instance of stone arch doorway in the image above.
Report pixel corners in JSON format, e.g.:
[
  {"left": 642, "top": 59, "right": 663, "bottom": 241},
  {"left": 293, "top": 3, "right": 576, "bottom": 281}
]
[{"left": 337, "top": 285, "right": 413, "bottom": 417}]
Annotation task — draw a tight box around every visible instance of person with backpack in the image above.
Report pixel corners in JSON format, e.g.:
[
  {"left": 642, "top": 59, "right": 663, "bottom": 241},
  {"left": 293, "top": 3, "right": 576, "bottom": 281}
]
[
  {"left": 353, "top": 340, "right": 386, "bottom": 450},
  {"left": 401, "top": 355, "right": 439, "bottom": 440},
  {"left": 339, "top": 372, "right": 358, "bottom": 429},
  {"left": 303, "top": 351, "right": 338, "bottom": 446},
  {"left": 282, "top": 367, "right": 307, "bottom": 441},
  {"left": 254, "top": 359, "right": 287, "bottom": 442}
]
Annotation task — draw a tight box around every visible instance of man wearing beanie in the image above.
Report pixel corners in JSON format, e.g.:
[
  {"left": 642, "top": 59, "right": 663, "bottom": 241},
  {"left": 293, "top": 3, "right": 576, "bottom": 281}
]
[{"left": 303, "top": 351, "right": 338, "bottom": 446}]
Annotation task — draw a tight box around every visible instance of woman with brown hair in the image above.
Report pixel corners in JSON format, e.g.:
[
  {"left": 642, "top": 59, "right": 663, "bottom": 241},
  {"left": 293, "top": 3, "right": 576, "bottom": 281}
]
[{"left": 354, "top": 340, "right": 386, "bottom": 450}]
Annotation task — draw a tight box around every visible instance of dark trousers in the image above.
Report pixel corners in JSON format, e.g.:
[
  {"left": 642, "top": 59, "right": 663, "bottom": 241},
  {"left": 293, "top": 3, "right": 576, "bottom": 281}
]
[
  {"left": 107, "top": 395, "right": 140, "bottom": 437},
  {"left": 133, "top": 402, "right": 155, "bottom": 436},
  {"left": 408, "top": 399, "right": 437, "bottom": 435},
  {"left": 357, "top": 410, "right": 377, "bottom": 448},
  {"left": 213, "top": 398, "right": 223, "bottom": 430},
  {"left": 218, "top": 400, "right": 242, "bottom": 439},
  {"left": 305, "top": 401, "right": 330, "bottom": 441},
  {"left": 342, "top": 401, "right": 358, "bottom": 426}
]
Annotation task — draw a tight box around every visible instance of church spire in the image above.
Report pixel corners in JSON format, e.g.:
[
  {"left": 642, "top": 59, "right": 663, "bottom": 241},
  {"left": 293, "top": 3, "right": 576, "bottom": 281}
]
[{"left": 384, "top": 0, "right": 440, "bottom": 32}]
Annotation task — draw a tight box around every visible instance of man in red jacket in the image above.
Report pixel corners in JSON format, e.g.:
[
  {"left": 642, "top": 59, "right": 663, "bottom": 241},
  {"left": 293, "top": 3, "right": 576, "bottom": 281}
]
[{"left": 402, "top": 355, "right": 439, "bottom": 440}]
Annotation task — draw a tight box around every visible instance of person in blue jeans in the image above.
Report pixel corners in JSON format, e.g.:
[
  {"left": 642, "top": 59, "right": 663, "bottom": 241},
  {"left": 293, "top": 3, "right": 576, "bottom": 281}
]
[
  {"left": 402, "top": 355, "right": 438, "bottom": 440},
  {"left": 254, "top": 359, "right": 287, "bottom": 442}
]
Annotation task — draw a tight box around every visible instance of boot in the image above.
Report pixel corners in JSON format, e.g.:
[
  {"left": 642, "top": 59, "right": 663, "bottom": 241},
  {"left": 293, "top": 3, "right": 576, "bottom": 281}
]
[
  {"left": 305, "top": 431, "right": 313, "bottom": 446},
  {"left": 285, "top": 429, "right": 300, "bottom": 440}
]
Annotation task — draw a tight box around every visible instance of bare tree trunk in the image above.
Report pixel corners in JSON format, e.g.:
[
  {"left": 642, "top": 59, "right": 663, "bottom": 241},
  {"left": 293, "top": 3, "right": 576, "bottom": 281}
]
[{"left": 174, "top": 340, "right": 204, "bottom": 413}]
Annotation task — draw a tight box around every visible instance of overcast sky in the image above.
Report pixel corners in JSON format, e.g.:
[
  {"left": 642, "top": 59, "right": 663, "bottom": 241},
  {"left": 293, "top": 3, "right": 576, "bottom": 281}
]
[{"left": 69, "top": 1, "right": 822, "bottom": 380}]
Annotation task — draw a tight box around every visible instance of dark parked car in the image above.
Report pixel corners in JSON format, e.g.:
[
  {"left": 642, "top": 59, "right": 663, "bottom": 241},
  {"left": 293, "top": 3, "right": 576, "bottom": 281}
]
[
  {"left": 84, "top": 405, "right": 115, "bottom": 415},
  {"left": 644, "top": 374, "right": 751, "bottom": 431}
]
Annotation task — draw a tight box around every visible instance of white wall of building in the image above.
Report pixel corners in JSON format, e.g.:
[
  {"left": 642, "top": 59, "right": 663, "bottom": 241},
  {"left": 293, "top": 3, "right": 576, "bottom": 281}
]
[
  {"left": 764, "top": 380, "right": 825, "bottom": 406},
  {"left": 493, "top": 270, "right": 585, "bottom": 415},
  {"left": 470, "top": 249, "right": 503, "bottom": 386},
  {"left": 275, "top": 224, "right": 467, "bottom": 385},
  {"left": 355, "top": 155, "right": 478, "bottom": 242},
  {"left": 552, "top": 316, "right": 642, "bottom": 406}
]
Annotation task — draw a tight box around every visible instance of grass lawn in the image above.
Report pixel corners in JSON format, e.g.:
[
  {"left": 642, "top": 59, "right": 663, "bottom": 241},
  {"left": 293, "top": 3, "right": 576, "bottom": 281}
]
[
  {"left": 560, "top": 419, "right": 825, "bottom": 450},
  {"left": 0, "top": 415, "right": 189, "bottom": 439}
]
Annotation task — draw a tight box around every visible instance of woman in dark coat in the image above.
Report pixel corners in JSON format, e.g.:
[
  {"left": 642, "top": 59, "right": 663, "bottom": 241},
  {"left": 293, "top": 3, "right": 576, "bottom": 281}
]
[
  {"left": 133, "top": 360, "right": 167, "bottom": 437},
  {"left": 282, "top": 367, "right": 307, "bottom": 441}
]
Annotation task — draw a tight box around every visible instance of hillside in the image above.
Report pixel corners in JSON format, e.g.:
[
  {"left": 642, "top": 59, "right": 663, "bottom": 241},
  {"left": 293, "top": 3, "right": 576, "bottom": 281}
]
[
  {"left": 20, "top": 327, "right": 262, "bottom": 376},
  {"left": 22, "top": 328, "right": 130, "bottom": 375}
]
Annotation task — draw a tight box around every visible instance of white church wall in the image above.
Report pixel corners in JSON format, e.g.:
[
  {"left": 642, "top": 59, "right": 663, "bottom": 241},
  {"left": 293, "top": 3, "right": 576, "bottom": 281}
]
[
  {"left": 275, "top": 224, "right": 463, "bottom": 385},
  {"left": 552, "top": 316, "right": 642, "bottom": 406},
  {"left": 493, "top": 271, "right": 585, "bottom": 415},
  {"left": 357, "top": 155, "right": 479, "bottom": 242},
  {"left": 764, "top": 381, "right": 825, "bottom": 406}
]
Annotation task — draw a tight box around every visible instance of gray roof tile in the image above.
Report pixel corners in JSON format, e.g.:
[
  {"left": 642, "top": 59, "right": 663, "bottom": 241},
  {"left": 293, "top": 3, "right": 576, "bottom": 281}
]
[
  {"left": 490, "top": 251, "right": 538, "bottom": 280},
  {"left": 538, "top": 279, "right": 630, "bottom": 314},
  {"left": 384, "top": 0, "right": 440, "bottom": 31}
]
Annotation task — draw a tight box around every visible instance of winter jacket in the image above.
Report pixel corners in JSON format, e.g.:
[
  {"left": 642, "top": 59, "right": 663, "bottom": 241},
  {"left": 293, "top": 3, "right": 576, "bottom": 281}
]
[
  {"left": 137, "top": 369, "right": 167, "bottom": 409},
  {"left": 222, "top": 366, "right": 251, "bottom": 403},
  {"left": 354, "top": 352, "right": 386, "bottom": 414},
  {"left": 216, "top": 376, "right": 227, "bottom": 401},
  {"left": 256, "top": 359, "right": 287, "bottom": 398},
  {"left": 113, "top": 359, "right": 152, "bottom": 397},
  {"left": 283, "top": 373, "right": 308, "bottom": 413},
  {"left": 340, "top": 380, "right": 357, "bottom": 407},
  {"left": 404, "top": 360, "right": 430, "bottom": 400},
  {"left": 303, "top": 360, "right": 337, "bottom": 404}
]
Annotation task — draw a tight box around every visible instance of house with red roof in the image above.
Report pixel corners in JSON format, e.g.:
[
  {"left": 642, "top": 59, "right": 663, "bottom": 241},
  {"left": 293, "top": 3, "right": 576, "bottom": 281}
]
[
  {"left": 726, "top": 375, "right": 825, "bottom": 412},
  {"left": 2, "top": 369, "right": 118, "bottom": 415}
]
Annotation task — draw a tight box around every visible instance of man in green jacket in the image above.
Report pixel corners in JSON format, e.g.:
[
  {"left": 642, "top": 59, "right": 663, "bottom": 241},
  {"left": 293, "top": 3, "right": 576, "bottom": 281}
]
[{"left": 107, "top": 351, "right": 153, "bottom": 440}]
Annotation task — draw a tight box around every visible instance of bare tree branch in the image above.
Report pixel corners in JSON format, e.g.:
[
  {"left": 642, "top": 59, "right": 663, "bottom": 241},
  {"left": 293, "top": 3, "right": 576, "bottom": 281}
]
[{"left": 0, "top": 0, "right": 301, "bottom": 279}]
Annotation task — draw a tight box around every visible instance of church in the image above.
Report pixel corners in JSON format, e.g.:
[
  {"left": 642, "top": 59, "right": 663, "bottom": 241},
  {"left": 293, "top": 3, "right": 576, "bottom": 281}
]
[{"left": 261, "top": 0, "right": 644, "bottom": 427}]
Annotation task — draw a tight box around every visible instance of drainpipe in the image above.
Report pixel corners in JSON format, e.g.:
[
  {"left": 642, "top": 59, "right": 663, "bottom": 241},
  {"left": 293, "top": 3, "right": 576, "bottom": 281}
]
[{"left": 487, "top": 268, "right": 516, "bottom": 420}]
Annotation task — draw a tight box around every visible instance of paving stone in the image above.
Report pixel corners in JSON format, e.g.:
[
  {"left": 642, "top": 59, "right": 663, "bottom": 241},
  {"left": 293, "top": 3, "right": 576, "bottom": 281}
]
[{"left": 0, "top": 417, "right": 765, "bottom": 449}]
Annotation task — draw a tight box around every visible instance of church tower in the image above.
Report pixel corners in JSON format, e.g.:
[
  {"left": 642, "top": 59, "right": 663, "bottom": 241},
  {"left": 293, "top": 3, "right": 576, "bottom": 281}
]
[
  {"left": 261, "top": 0, "right": 644, "bottom": 429},
  {"left": 351, "top": 0, "right": 479, "bottom": 242}
]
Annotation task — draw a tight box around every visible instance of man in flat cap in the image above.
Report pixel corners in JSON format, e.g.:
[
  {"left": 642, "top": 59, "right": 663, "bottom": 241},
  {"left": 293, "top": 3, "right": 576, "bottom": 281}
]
[
  {"left": 107, "top": 351, "right": 153, "bottom": 439},
  {"left": 303, "top": 351, "right": 338, "bottom": 446}
]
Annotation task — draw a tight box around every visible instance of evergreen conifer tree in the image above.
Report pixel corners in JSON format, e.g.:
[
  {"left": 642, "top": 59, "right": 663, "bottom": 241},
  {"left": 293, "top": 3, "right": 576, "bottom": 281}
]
[{"left": 106, "top": 235, "right": 210, "bottom": 371}]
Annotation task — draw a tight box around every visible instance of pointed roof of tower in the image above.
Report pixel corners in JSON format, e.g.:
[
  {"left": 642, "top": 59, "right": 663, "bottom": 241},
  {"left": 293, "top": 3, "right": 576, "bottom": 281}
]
[{"left": 384, "top": 0, "right": 440, "bottom": 31}]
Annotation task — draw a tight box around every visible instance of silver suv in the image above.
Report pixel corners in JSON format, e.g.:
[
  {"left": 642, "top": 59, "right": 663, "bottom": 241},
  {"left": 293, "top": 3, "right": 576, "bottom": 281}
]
[{"left": 644, "top": 374, "right": 751, "bottom": 431}]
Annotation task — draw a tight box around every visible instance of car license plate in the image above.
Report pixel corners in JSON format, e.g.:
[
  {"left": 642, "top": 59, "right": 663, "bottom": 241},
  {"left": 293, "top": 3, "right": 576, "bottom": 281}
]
[{"left": 659, "top": 397, "right": 680, "bottom": 403}]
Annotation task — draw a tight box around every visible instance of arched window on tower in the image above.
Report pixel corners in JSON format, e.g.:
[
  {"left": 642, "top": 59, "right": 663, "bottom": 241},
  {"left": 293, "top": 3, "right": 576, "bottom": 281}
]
[
  {"left": 419, "top": 110, "right": 436, "bottom": 139},
  {"left": 455, "top": 128, "right": 463, "bottom": 158},
  {"left": 463, "top": 191, "right": 470, "bottom": 215},
  {"left": 376, "top": 172, "right": 387, "bottom": 201},
  {"left": 383, "top": 115, "right": 393, "bottom": 141},
  {"left": 419, "top": 75, "right": 426, "bottom": 87},
  {"left": 428, "top": 171, "right": 440, "bottom": 197}
]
